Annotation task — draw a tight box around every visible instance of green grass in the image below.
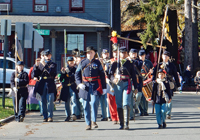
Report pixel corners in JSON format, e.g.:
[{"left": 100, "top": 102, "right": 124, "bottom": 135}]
[{"left": 0, "top": 97, "right": 14, "bottom": 120}]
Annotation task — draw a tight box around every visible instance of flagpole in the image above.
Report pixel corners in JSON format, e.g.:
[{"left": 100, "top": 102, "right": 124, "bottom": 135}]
[
  {"left": 15, "top": 32, "right": 18, "bottom": 113},
  {"left": 64, "top": 29, "right": 66, "bottom": 67}
]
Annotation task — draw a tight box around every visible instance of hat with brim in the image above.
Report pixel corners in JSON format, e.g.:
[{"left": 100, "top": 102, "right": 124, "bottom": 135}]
[
  {"left": 163, "top": 51, "right": 170, "bottom": 57},
  {"left": 17, "top": 61, "right": 24, "bottom": 66},
  {"left": 102, "top": 49, "right": 109, "bottom": 54},
  {"left": 85, "top": 46, "right": 97, "bottom": 53},
  {"left": 67, "top": 56, "right": 74, "bottom": 61},
  {"left": 112, "top": 44, "right": 118, "bottom": 51},
  {"left": 119, "top": 46, "right": 128, "bottom": 53},
  {"left": 138, "top": 50, "right": 146, "bottom": 56},
  {"left": 43, "top": 49, "right": 51, "bottom": 56},
  {"left": 129, "top": 48, "right": 138, "bottom": 54},
  {"left": 158, "top": 69, "right": 167, "bottom": 74}
]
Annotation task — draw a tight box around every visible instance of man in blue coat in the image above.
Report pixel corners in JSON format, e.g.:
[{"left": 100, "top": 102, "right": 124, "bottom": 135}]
[
  {"left": 152, "top": 51, "right": 180, "bottom": 119},
  {"left": 128, "top": 48, "right": 143, "bottom": 119},
  {"left": 109, "top": 47, "right": 138, "bottom": 130},
  {"left": 60, "top": 57, "right": 79, "bottom": 122},
  {"left": 33, "top": 49, "right": 57, "bottom": 122},
  {"left": 10, "top": 61, "right": 29, "bottom": 122},
  {"left": 75, "top": 46, "right": 106, "bottom": 130}
]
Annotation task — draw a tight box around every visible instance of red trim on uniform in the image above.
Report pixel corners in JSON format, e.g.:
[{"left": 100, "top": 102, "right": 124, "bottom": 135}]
[{"left": 82, "top": 76, "right": 103, "bottom": 94}]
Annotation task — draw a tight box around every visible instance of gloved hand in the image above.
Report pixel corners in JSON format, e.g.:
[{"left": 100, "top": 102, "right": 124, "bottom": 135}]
[
  {"left": 134, "top": 89, "right": 138, "bottom": 94},
  {"left": 102, "top": 89, "right": 107, "bottom": 95},
  {"left": 15, "top": 78, "right": 19, "bottom": 82},
  {"left": 78, "top": 83, "right": 86, "bottom": 90},
  {"left": 13, "top": 87, "right": 18, "bottom": 93},
  {"left": 106, "top": 78, "right": 110, "bottom": 84},
  {"left": 115, "top": 74, "right": 120, "bottom": 79},
  {"left": 65, "top": 67, "right": 70, "bottom": 73},
  {"left": 132, "top": 85, "right": 135, "bottom": 91}
]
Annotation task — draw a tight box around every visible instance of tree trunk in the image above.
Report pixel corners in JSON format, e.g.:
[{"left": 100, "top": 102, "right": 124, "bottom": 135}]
[
  {"left": 192, "top": 0, "right": 199, "bottom": 71},
  {"left": 168, "top": 9, "right": 178, "bottom": 67},
  {"left": 184, "top": 0, "right": 193, "bottom": 70}
]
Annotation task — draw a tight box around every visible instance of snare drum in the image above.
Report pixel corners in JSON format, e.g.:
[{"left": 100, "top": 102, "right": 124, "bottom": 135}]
[{"left": 142, "top": 78, "right": 153, "bottom": 101}]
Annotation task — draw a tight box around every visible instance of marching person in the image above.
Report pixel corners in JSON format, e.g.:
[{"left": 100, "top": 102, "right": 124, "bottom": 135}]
[
  {"left": 75, "top": 46, "right": 106, "bottom": 130},
  {"left": 109, "top": 46, "right": 138, "bottom": 130},
  {"left": 152, "top": 51, "right": 180, "bottom": 119},
  {"left": 33, "top": 49, "right": 57, "bottom": 122},
  {"left": 106, "top": 45, "right": 119, "bottom": 124},
  {"left": 11, "top": 61, "right": 29, "bottom": 122},
  {"left": 128, "top": 48, "right": 143, "bottom": 119},
  {"left": 151, "top": 69, "right": 171, "bottom": 129},
  {"left": 99, "top": 48, "right": 110, "bottom": 121},
  {"left": 138, "top": 50, "right": 154, "bottom": 116},
  {"left": 60, "top": 56, "right": 79, "bottom": 122},
  {"left": 194, "top": 71, "right": 200, "bottom": 94}
]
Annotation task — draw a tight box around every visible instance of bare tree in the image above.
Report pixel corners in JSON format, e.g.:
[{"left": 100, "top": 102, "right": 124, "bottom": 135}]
[
  {"left": 192, "top": 0, "right": 199, "bottom": 71},
  {"left": 184, "top": 0, "right": 193, "bottom": 69}
]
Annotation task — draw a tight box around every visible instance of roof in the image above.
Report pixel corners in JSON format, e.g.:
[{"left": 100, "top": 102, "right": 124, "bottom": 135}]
[{"left": 0, "top": 15, "right": 110, "bottom": 27}]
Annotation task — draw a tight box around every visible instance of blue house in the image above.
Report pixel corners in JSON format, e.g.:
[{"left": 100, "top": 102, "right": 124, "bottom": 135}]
[{"left": 0, "top": 0, "right": 120, "bottom": 70}]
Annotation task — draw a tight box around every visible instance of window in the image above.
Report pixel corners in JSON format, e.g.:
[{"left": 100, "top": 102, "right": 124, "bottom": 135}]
[
  {"left": 67, "top": 34, "right": 84, "bottom": 53},
  {"left": 0, "top": 0, "right": 12, "bottom": 12},
  {"left": 6, "top": 60, "right": 15, "bottom": 69},
  {"left": 0, "top": 0, "right": 11, "bottom": 3},
  {"left": 33, "top": 0, "right": 48, "bottom": 12},
  {"left": 69, "top": 0, "right": 84, "bottom": 13}
]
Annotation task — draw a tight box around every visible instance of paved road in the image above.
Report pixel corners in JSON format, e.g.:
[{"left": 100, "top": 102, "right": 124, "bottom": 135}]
[{"left": 0, "top": 93, "right": 200, "bottom": 140}]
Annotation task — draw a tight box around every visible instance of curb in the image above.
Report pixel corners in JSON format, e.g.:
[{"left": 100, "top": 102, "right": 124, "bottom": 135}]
[
  {"left": 174, "top": 91, "right": 198, "bottom": 95},
  {"left": 0, "top": 115, "right": 15, "bottom": 124},
  {"left": 0, "top": 110, "right": 29, "bottom": 125}
]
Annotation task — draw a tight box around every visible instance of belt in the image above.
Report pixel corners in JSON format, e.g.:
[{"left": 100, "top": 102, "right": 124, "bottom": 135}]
[
  {"left": 42, "top": 76, "right": 53, "bottom": 79},
  {"left": 63, "top": 82, "right": 75, "bottom": 87},
  {"left": 120, "top": 75, "right": 130, "bottom": 80},
  {"left": 82, "top": 76, "right": 100, "bottom": 82},
  {"left": 17, "top": 86, "right": 27, "bottom": 89}
]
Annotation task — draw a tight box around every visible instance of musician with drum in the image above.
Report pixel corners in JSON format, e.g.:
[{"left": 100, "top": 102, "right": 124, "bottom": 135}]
[
  {"left": 139, "top": 50, "right": 154, "bottom": 116},
  {"left": 152, "top": 51, "right": 180, "bottom": 119},
  {"left": 109, "top": 47, "right": 138, "bottom": 130}
]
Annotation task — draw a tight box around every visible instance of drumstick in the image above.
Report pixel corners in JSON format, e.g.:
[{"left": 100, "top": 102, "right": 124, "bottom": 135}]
[{"left": 144, "top": 67, "right": 154, "bottom": 79}]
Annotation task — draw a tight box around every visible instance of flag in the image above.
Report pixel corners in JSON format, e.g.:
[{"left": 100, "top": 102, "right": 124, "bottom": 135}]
[
  {"left": 16, "top": 38, "right": 23, "bottom": 61},
  {"left": 120, "top": 32, "right": 131, "bottom": 49}
]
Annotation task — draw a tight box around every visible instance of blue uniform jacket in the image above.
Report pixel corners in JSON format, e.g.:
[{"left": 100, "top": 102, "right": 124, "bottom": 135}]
[
  {"left": 132, "top": 58, "right": 143, "bottom": 92},
  {"left": 152, "top": 62, "right": 181, "bottom": 88},
  {"left": 60, "top": 66, "right": 79, "bottom": 102},
  {"left": 109, "top": 58, "right": 138, "bottom": 90},
  {"left": 33, "top": 60, "right": 57, "bottom": 95},
  {"left": 75, "top": 58, "right": 106, "bottom": 100},
  {"left": 10, "top": 70, "right": 29, "bottom": 98},
  {"left": 151, "top": 81, "right": 171, "bottom": 104}
]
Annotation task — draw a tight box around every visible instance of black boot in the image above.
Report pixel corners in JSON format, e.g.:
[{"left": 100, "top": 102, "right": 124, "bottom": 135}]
[
  {"left": 117, "top": 108, "right": 124, "bottom": 129},
  {"left": 124, "top": 106, "right": 130, "bottom": 130}
]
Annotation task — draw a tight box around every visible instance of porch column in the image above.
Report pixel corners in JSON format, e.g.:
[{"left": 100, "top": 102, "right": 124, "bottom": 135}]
[
  {"left": 50, "top": 29, "right": 57, "bottom": 61},
  {"left": 97, "top": 32, "right": 102, "bottom": 55}
]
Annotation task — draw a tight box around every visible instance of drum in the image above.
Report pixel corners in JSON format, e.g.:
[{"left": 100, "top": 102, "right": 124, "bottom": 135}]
[{"left": 142, "top": 78, "right": 153, "bottom": 101}]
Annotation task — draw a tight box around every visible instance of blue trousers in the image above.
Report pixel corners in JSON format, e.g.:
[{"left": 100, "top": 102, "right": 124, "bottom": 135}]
[
  {"left": 12, "top": 95, "right": 27, "bottom": 120},
  {"left": 65, "top": 87, "right": 77, "bottom": 117},
  {"left": 83, "top": 86, "right": 100, "bottom": 125},
  {"left": 155, "top": 103, "right": 166, "bottom": 125},
  {"left": 166, "top": 101, "right": 172, "bottom": 116},
  {"left": 129, "top": 93, "right": 135, "bottom": 118},
  {"left": 139, "top": 94, "right": 148, "bottom": 114},
  {"left": 42, "top": 84, "right": 54, "bottom": 119},
  {"left": 99, "top": 94, "right": 108, "bottom": 119},
  {"left": 114, "top": 81, "right": 131, "bottom": 109}
]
